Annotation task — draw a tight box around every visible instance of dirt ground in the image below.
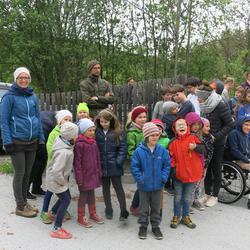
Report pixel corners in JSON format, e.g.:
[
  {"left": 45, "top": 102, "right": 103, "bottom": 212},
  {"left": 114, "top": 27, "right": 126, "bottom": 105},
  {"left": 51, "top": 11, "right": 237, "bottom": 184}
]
[{"left": 0, "top": 173, "right": 250, "bottom": 250}]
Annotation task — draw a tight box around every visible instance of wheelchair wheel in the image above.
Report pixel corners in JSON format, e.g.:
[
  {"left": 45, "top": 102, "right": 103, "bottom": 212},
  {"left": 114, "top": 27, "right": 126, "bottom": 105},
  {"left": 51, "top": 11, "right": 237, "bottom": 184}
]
[{"left": 218, "top": 161, "right": 246, "bottom": 204}]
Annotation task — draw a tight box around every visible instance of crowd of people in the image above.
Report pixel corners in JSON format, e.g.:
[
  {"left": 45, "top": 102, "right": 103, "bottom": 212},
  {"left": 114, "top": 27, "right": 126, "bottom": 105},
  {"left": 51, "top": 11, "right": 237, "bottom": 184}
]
[{"left": 1, "top": 63, "right": 250, "bottom": 241}]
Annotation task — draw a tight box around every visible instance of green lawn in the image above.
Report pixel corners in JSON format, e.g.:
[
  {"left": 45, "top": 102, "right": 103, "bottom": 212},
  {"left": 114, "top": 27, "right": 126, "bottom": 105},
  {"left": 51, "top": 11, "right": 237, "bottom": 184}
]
[{"left": 0, "top": 162, "right": 13, "bottom": 174}]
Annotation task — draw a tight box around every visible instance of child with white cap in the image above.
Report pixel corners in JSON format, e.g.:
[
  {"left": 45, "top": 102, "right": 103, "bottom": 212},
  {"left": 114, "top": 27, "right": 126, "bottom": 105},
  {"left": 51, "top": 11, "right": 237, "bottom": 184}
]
[
  {"left": 45, "top": 122, "right": 79, "bottom": 239},
  {"left": 74, "top": 118, "right": 104, "bottom": 228},
  {"left": 131, "top": 122, "right": 170, "bottom": 240},
  {"left": 40, "top": 109, "right": 73, "bottom": 224}
]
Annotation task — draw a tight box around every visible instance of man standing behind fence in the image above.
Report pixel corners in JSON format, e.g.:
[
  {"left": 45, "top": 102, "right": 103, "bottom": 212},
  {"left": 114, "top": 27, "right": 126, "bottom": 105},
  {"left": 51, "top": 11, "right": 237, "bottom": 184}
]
[{"left": 80, "top": 60, "right": 115, "bottom": 118}]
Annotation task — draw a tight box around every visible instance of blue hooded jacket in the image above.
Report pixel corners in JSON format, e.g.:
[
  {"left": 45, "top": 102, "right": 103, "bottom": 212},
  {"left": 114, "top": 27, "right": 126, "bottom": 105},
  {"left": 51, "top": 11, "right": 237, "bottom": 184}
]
[
  {"left": 1, "top": 83, "right": 45, "bottom": 145},
  {"left": 225, "top": 116, "right": 250, "bottom": 163},
  {"left": 131, "top": 142, "right": 170, "bottom": 192}
]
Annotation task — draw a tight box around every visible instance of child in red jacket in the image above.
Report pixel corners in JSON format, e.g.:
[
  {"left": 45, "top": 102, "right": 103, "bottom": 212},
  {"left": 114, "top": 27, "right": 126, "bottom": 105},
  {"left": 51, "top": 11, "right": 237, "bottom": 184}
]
[{"left": 169, "top": 117, "right": 203, "bottom": 229}]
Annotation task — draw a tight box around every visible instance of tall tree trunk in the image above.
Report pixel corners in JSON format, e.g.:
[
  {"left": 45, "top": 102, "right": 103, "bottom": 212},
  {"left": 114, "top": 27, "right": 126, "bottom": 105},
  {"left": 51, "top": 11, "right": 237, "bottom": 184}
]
[
  {"left": 174, "top": 0, "right": 181, "bottom": 82},
  {"left": 185, "top": 0, "right": 193, "bottom": 77}
]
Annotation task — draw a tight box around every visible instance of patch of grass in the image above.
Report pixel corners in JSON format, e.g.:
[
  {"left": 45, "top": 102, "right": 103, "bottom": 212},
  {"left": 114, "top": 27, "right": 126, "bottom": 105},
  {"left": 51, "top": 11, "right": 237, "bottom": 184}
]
[{"left": 0, "top": 162, "right": 13, "bottom": 174}]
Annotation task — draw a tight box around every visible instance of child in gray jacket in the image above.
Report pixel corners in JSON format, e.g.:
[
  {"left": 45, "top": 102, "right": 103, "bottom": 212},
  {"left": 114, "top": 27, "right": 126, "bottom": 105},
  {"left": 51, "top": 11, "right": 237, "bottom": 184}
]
[{"left": 45, "top": 122, "right": 78, "bottom": 239}]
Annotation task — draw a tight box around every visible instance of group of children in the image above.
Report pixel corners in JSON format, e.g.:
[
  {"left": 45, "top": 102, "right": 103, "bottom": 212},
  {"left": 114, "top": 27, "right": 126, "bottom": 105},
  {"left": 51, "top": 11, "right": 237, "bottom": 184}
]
[{"left": 20, "top": 76, "right": 250, "bottom": 241}]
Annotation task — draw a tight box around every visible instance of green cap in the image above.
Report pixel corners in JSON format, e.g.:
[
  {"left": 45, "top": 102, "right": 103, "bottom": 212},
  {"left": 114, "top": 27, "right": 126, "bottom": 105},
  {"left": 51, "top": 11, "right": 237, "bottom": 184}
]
[{"left": 77, "top": 102, "right": 89, "bottom": 113}]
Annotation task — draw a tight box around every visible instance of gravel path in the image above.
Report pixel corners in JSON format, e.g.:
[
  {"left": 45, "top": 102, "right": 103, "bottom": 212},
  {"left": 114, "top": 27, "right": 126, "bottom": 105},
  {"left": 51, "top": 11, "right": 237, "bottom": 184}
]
[{"left": 0, "top": 173, "right": 250, "bottom": 250}]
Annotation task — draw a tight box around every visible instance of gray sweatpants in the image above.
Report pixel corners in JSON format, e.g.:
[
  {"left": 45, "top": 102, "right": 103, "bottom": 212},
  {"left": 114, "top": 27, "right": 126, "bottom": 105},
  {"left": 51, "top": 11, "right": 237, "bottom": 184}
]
[
  {"left": 138, "top": 190, "right": 161, "bottom": 228},
  {"left": 11, "top": 151, "right": 36, "bottom": 205}
]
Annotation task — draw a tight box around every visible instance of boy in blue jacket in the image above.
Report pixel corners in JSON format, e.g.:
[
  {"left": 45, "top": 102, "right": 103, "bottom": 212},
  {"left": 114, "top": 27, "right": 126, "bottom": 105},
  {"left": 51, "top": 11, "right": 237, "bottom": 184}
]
[
  {"left": 131, "top": 122, "right": 170, "bottom": 240},
  {"left": 224, "top": 116, "right": 250, "bottom": 209}
]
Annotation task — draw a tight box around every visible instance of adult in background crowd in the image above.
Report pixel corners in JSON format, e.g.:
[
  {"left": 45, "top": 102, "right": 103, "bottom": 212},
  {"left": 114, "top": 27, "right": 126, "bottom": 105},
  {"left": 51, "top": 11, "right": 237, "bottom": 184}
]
[
  {"left": 152, "top": 86, "right": 173, "bottom": 119},
  {"left": 241, "top": 71, "right": 250, "bottom": 89},
  {"left": 80, "top": 60, "right": 115, "bottom": 118},
  {"left": 221, "top": 77, "right": 234, "bottom": 103},
  {"left": 196, "top": 80, "right": 234, "bottom": 207},
  {"left": 1, "top": 67, "right": 45, "bottom": 218},
  {"left": 124, "top": 77, "right": 135, "bottom": 110},
  {"left": 184, "top": 77, "right": 201, "bottom": 115},
  {"left": 171, "top": 84, "right": 195, "bottom": 117},
  {"left": 27, "top": 111, "right": 57, "bottom": 199}
]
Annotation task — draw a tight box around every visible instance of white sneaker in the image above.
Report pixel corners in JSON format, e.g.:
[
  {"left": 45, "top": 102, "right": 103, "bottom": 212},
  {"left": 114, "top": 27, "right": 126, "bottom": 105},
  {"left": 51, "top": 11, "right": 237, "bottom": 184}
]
[
  {"left": 205, "top": 196, "right": 218, "bottom": 207},
  {"left": 199, "top": 194, "right": 211, "bottom": 204}
]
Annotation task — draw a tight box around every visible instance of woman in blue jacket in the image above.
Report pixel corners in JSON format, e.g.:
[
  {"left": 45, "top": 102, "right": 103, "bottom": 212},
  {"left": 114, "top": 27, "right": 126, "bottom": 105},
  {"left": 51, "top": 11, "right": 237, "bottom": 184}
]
[{"left": 1, "top": 67, "right": 45, "bottom": 218}]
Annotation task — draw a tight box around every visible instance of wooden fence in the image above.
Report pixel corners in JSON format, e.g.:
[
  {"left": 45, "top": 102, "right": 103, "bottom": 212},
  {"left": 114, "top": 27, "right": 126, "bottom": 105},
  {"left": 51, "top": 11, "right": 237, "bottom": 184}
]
[{"left": 37, "top": 76, "right": 187, "bottom": 127}]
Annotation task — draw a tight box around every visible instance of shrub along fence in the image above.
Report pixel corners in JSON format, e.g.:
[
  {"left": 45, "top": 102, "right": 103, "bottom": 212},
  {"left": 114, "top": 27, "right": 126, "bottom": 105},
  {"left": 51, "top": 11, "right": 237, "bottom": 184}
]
[{"left": 37, "top": 76, "right": 187, "bottom": 127}]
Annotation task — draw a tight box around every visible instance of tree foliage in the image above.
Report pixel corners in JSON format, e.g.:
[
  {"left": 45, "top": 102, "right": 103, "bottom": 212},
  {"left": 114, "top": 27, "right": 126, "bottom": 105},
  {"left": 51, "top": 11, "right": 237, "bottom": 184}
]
[{"left": 0, "top": 0, "right": 249, "bottom": 91}]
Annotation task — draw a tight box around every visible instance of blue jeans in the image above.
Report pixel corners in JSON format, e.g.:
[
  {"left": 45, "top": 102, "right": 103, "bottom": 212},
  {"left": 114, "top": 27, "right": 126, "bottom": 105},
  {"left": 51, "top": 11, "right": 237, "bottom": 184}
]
[
  {"left": 53, "top": 190, "right": 71, "bottom": 228},
  {"left": 42, "top": 190, "right": 53, "bottom": 212},
  {"left": 174, "top": 180, "right": 195, "bottom": 217}
]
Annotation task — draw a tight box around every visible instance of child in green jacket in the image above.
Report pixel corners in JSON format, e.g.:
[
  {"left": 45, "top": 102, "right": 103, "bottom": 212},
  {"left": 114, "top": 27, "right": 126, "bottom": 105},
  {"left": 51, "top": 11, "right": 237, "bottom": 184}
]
[{"left": 126, "top": 106, "right": 147, "bottom": 215}]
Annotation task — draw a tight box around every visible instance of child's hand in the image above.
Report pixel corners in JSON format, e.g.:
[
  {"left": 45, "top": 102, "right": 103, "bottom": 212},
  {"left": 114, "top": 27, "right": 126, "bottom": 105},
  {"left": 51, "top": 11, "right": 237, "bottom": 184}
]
[{"left": 189, "top": 142, "right": 196, "bottom": 150}]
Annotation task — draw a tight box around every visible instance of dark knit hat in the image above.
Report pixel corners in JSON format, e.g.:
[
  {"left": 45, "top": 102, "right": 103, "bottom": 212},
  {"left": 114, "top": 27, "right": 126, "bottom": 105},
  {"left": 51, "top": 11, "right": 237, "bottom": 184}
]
[
  {"left": 87, "top": 60, "right": 100, "bottom": 73},
  {"left": 151, "top": 119, "right": 165, "bottom": 130},
  {"left": 142, "top": 122, "right": 159, "bottom": 138},
  {"left": 131, "top": 106, "right": 147, "bottom": 122}
]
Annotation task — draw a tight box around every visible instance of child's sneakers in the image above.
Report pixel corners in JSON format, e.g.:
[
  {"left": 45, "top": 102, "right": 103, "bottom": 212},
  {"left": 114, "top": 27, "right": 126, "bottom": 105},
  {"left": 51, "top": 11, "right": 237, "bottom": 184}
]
[
  {"left": 181, "top": 216, "right": 196, "bottom": 229},
  {"left": 40, "top": 211, "right": 53, "bottom": 224},
  {"left": 90, "top": 213, "right": 104, "bottom": 224},
  {"left": 152, "top": 227, "right": 163, "bottom": 240},
  {"left": 192, "top": 200, "right": 205, "bottom": 211},
  {"left": 199, "top": 194, "right": 211, "bottom": 204},
  {"left": 170, "top": 216, "right": 180, "bottom": 229},
  {"left": 138, "top": 226, "right": 147, "bottom": 239},
  {"left": 205, "top": 196, "right": 218, "bottom": 207},
  {"left": 119, "top": 210, "right": 129, "bottom": 221},
  {"left": 78, "top": 216, "right": 93, "bottom": 228},
  {"left": 50, "top": 228, "right": 72, "bottom": 239},
  {"left": 47, "top": 211, "right": 56, "bottom": 221}
]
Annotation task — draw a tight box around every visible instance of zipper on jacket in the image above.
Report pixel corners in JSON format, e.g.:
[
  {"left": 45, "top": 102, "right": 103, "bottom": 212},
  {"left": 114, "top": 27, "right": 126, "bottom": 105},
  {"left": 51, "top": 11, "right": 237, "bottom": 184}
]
[
  {"left": 104, "top": 132, "right": 107, "bottom": 176},
  {"left": 24, "top": 96, "right": 33, "bottom": 140},
  {"left": 12, "top": 116, "right": 17, "bottom": 133}
]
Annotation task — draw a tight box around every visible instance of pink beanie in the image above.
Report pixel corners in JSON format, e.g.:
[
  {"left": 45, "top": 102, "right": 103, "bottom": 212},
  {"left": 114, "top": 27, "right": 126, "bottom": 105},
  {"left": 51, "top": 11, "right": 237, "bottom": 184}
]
[{"left": 185, "top": 112, "right": 203, "bottom": 126}]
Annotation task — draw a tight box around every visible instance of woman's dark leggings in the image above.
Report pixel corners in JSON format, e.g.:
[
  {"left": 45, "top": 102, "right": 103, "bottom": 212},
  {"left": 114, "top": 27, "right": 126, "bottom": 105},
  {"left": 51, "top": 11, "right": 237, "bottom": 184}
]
[
  {"left": 102, "top": 176, "right": 127, "bottom": 213},
  {"left": 53, "top": 190, "right": 71, "bottom": 228},
  {"left": 204, "top": 144, "right": 224, "bottom": 197},
  {"left": 11, "top": 150, "right": 37, "bottom": 205}
]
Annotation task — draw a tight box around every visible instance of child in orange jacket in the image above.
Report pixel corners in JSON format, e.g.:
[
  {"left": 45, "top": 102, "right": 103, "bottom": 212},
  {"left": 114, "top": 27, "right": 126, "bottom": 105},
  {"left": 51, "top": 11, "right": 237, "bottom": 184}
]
[{"left": 168, "top": 117, "right": 203, "bottom": 229}]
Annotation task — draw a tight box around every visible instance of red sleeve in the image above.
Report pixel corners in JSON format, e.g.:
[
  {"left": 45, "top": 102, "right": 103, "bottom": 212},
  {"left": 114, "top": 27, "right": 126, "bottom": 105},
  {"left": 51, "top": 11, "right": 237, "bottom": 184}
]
[{"left": 169, "top": 142, "right": 176, "bottom": 168}]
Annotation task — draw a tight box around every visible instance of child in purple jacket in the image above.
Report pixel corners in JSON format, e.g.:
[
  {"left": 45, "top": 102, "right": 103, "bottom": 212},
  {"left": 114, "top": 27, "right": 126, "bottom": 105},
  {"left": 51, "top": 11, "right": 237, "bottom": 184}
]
[{"left": 74, "top": 118, "right": 103, "bottom": 228}]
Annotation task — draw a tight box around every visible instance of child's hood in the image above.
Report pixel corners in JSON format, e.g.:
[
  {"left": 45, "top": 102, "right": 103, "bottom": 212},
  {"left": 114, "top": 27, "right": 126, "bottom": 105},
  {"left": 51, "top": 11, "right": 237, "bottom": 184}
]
[
  {"left": 52, "top": 136, "right": 73, "bottom": 152},
  {"left": 127, "top": 122, "right": 142, "bottom": 132},
  {"left": 236, "top": 116, "right": 250, "bottom": 134},
  {"left": 172, "top": 117, "right": 190, "bottom": 138},
  {"left": 185, "top": 112, "right": 203, "bottom": 127}
]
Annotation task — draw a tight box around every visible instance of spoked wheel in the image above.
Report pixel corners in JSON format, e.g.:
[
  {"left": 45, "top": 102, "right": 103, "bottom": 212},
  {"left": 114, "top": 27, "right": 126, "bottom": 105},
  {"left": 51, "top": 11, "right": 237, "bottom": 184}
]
[{"left": 218, "top": 161, "right": 246, "bottom": 204}]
